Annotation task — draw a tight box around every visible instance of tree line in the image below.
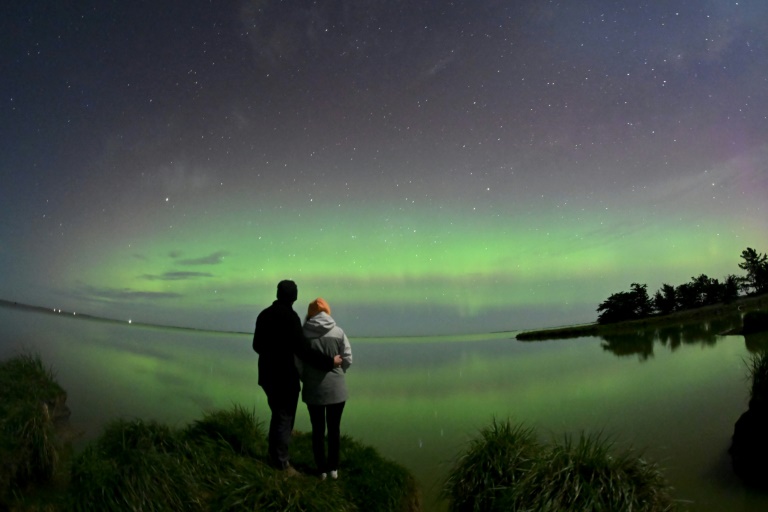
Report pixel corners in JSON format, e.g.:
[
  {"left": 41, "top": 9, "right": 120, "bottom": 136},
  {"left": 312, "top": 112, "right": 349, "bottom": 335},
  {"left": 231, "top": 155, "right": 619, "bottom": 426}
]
[{"left": 597, "top": 247, "right": 768, "bottom": 325}]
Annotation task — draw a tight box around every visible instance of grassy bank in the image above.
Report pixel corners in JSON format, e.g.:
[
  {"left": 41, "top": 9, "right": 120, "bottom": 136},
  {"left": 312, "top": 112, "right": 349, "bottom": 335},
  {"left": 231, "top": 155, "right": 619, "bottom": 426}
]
[
  {"left": 516, "top": 294, "right": 768, "bottom": 341},
  {"left": 442, "top": 418, "right": 683, "bottom": 511},
  {"left": 0, "top": 354, "right": 420, "bottom": 511},
  {"left": 0, "top": 353, "right": 72, "bottom": 507},
  {"left": 68, "top": 408, "right": 420, "bottom": 512}
]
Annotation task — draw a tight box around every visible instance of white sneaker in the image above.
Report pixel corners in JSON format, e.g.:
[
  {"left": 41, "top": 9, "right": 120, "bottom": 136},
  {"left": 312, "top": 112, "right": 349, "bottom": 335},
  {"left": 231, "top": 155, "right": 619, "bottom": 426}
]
[
  {"left": 320, "top": 472, "right": 327, "bottom": 481},
  {"left": 330, "top": 470, "right": 338, "bottom": 480}
]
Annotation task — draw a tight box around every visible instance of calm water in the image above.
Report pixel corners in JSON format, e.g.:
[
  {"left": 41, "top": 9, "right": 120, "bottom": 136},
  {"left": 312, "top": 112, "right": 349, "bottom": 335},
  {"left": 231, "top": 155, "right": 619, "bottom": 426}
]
[{"left": 3, "top": 304, "right": 768, "bottom": 511}]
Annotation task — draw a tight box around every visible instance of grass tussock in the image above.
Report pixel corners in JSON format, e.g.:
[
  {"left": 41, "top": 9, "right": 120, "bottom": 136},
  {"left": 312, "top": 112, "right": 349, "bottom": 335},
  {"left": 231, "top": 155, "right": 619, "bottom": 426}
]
[
  {"left": 442, "top": 418, "right": 681, "bottom": 512},
  {"left": 0, "top": 353, "right": 69, "bottom": 502}
]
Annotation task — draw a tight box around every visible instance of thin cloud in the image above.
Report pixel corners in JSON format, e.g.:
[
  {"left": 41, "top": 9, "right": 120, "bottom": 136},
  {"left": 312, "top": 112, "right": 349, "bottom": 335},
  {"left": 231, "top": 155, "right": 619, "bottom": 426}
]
[
  {"left": 141, "top": 271, "right": 213, "bottom": 281},
  {"left": 177, "top": 251, "right": 229, "bottom": 265},
  {"left": 76, "top": 285, "right": 182, "bottom": 301}
]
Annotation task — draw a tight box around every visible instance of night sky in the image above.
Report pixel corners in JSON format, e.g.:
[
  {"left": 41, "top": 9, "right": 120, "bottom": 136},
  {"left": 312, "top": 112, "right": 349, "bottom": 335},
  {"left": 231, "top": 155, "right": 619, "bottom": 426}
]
[{"left": 2, "top": 1, "right": 767, "bottom": 336}]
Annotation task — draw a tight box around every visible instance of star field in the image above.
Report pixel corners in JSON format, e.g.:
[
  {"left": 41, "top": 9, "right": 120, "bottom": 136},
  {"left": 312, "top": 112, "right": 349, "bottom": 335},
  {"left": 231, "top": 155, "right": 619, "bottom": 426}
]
[{"left": 1, "top": 1, "right": 767, "bottom": 335}]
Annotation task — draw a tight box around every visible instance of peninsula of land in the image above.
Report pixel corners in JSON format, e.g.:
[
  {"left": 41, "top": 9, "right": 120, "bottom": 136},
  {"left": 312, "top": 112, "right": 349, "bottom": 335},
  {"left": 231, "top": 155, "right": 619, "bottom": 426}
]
[{"left": 516, "top": 294, "right": 768, "bottom": 341}]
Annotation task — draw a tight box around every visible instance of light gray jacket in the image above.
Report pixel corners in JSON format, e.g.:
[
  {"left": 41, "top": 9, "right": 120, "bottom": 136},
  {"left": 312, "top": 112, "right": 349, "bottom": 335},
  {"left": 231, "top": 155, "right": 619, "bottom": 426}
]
[{"left": 296, "top": 312, "right": 352, "bottom": 405}]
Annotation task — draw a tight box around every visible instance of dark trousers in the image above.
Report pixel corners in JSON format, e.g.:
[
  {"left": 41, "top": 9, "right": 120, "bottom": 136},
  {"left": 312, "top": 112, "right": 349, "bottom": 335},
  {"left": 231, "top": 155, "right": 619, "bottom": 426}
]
[
  {"left": 264, "top": 387, "right": 299, "bottom": 469},
  {"left": 307, "top": 402, "right": 346, "bottom": 472}
]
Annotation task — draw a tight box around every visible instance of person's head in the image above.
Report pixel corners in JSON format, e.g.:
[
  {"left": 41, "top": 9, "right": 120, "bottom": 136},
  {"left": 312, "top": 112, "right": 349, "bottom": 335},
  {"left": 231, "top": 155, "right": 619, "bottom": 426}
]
[
  {"left": 307, "top": 297, "right": 331, "bottom": 320},
  {"left": 276, "top": 280, "right": 298, "bottom": 303}
]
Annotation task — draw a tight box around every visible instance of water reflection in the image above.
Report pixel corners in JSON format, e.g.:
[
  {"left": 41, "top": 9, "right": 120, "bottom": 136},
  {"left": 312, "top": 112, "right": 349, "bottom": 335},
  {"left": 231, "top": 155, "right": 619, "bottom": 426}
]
[{"left": 600, "top": 313, "right": 745, "bottom": 360}]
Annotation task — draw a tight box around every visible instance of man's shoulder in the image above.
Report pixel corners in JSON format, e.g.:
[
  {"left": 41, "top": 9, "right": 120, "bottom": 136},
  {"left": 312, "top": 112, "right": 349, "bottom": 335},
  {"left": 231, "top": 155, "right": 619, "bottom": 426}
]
[{"left": 257, "top": 301, "right": 299, "bottom": 321}]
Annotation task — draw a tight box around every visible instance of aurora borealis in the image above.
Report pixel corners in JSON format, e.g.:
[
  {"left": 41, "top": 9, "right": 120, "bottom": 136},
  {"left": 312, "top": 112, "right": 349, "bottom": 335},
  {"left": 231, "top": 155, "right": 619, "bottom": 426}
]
[{"left": 2, "top": 1, "right": 767, "bottom": 335}]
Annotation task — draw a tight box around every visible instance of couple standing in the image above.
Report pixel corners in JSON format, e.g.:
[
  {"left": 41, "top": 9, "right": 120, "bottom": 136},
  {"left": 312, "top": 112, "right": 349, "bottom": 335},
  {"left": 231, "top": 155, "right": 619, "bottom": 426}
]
[{"left": 252, "top": 280, "right": 353, "bottom": 479}]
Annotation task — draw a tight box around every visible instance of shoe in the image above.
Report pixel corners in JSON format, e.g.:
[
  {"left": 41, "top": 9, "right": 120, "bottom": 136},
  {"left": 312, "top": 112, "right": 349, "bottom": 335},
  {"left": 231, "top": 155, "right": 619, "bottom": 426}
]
[
  {"left": 283, "top": 464, "right": 301, "bottom": 477},
  {"left": 330, "top": 470, "right": 338, "bottom": 480},
  {"left": 319, "top": 472, "right": 327, "bottom": 481}
]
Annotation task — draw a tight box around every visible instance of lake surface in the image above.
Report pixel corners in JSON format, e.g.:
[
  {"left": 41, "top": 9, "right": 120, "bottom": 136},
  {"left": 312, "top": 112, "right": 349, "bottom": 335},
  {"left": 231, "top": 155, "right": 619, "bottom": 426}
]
[{"left": 3, "top": 304, "right": 768, "bottom": 511}]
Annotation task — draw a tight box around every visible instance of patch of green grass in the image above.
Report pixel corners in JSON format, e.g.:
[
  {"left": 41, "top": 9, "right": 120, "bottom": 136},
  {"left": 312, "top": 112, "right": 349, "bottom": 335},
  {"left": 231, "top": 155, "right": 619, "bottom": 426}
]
[
  {"left": 442, "top": 419, "right": 682, "bottom": 512},
  {"left": 209, "top": 458, "right": 352, "bottom": 512}
]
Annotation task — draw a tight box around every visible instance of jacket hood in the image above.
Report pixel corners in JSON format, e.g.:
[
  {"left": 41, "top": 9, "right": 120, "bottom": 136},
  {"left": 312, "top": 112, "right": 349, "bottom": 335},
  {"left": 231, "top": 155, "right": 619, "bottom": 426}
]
[{"left": 303, "top": 311, "right": 336, "bottom": 337}]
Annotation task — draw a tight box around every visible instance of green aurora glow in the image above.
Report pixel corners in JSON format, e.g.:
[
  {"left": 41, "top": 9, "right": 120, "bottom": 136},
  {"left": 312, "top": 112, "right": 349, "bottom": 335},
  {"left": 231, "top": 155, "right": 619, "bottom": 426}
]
[{"left": 52, "top": 193, "right": 762, "bottom": 334}]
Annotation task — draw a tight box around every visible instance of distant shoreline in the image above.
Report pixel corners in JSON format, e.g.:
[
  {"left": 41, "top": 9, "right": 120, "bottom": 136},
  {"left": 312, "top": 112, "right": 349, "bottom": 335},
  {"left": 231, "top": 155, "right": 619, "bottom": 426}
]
[
  {"left": 0, "top": 298, "right": 518, "bottom": 340},
  {"left": 0, "top": 299, "right": 251, "bottom": 336},
  {"left": 7, "top": 295, "right": 765, "bottom": 342},
  {"left": 515, "top": 294, "right": 768, "bottom": 341}
]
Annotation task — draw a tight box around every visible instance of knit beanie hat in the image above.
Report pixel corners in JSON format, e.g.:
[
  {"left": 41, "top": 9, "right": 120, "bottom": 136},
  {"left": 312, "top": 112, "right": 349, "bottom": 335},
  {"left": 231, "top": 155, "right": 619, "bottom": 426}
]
[{"left": 307, "top": 297, "right": 331, "bottom": 318}]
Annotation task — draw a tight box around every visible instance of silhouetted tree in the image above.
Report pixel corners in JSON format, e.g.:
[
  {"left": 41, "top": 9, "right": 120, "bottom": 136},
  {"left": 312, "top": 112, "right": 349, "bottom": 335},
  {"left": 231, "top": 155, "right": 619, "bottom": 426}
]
[
  {"left": 595, "top": 246, "right": 762, "bottom": 324},
  {"left": 722, "top": 274, "right": 740, "bottom": 304},
  {"left": 739, "top": 248, "right": 768, "bottom": 295},
  {"left": 675, "top": 274, "right": 724, "bottom": 308},
  {"left": 597, "top": 283, "right": 652, "bottom": 324},
  {"left": 653, "top": 283, "right": 677, "bottom": 315},
  {"left": 696, "top": 274, "right": 723, "bottom": 306},
  {"left": 675, "top": 282, "right": 700, "bottom": 310}
]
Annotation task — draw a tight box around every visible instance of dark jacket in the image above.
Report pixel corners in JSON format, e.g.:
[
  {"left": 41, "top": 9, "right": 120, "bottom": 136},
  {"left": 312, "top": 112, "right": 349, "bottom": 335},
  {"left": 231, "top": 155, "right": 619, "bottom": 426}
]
[{"left": 253, "top": 299, "right": 333, "bottom": 393}]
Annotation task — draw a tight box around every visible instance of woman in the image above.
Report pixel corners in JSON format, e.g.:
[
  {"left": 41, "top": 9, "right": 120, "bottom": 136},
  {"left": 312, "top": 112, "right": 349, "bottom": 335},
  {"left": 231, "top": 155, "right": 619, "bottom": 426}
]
[{"left": 296, "top": 297, "right": 353, "bottom": 480}]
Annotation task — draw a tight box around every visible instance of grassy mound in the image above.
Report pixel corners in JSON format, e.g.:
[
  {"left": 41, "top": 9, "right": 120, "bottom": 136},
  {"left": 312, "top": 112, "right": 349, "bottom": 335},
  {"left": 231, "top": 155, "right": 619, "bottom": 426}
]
[
  {"left": 68, "top": 406, "right": 420, "bottom": 512},
  {"left": 0, "top": 353, "right": 70, "bottom": 503},
  {"left": 442, "top": 419, "right": 681, "bottom": 512}
]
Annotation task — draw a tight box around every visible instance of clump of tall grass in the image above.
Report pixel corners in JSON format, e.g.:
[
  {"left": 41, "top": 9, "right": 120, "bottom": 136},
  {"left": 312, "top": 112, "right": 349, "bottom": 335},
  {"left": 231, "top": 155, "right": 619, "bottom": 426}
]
[
  {"left": 183, "top": 404, "right": 267, "bottom": 458},
  {"left": 0, "top": 353, "right": 68, "bottom": 500},
  {"left": 441, "top": 420, "right": 539, "bottom": 511},
  {"left": 69, "top": 419, "right": 204, "bottom": 512},
  {"left": 442, "top": 418, "right": 681, "bottom": 512}
]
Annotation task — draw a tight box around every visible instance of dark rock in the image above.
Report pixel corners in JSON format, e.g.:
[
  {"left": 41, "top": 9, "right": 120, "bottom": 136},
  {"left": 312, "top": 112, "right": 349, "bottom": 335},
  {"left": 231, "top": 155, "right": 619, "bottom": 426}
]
[
  {"left": 743, "top": 311, "right": 768, "bottom": 335},
  {"left": 730, "top": 403, "right": 768, "bottom": 488}
]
